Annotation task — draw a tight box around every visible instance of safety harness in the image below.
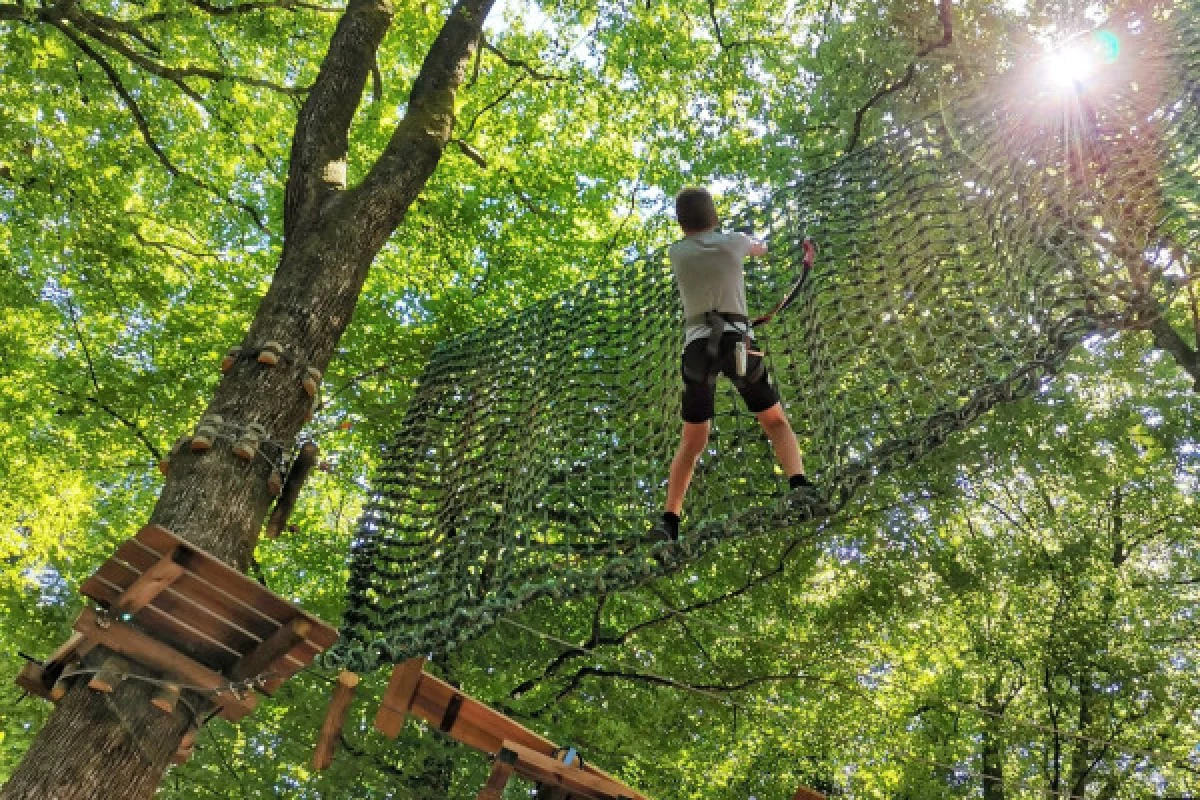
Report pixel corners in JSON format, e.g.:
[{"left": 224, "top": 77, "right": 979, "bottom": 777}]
[
  {"left": 683, "top": 310, "right": 765, "bottom": 386},
  {"left": 682, "top": 238, "right": 817, "bottom": 388}
]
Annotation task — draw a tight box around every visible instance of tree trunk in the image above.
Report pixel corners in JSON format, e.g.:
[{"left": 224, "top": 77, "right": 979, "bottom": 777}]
[
  {"left": 1065, "top": 678, "right": 1094, "bottom": 800},
  {"left": 979, "top": 690, "right": 1008, "bottom": 800},
  {"left": 1, "top": 0, "right": 494, "bottom": 795},
  {"left": 0, "top": 682, "right": 187, "bottom": 800}
]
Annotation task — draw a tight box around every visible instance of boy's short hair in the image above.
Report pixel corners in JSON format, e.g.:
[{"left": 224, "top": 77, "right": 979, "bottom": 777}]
[{"left": 675, "top": 187, "right": 718, "bottom": 233}]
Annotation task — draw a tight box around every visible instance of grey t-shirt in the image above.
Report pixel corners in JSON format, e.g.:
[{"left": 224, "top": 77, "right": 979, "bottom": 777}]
[{"left": 669, "top": 230, "right": 760, "bottom": 347}]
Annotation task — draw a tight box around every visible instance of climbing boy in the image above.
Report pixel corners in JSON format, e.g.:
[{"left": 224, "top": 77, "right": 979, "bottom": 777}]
[{"left": 657, "top": 187, "right": 811, "bottom": 540}]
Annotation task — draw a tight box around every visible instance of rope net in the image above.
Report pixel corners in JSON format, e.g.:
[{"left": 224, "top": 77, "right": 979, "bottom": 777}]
[{"left": 329, "top": 7, "right": 1198, "bottom": 671}]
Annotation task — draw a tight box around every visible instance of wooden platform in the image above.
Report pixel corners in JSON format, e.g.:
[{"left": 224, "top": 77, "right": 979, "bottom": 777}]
[{"left": 18, "top": 525, "right": 338, "bottom": 723}]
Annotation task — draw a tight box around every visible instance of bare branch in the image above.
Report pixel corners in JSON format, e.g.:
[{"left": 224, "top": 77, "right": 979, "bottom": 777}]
[
  {"left": 70, "top": 10, "right": 307, "bottom": 97},
  {"left": 482, "top": 39, "right": 563, "bottom": 81},
  {"left": 459, "top": 78, "right": 523, "bottom": 138},
  {"left": 845, "top": 0, "right": 953, "bottom": 152},
  {"left": 54, "top": 21, "right": 269, "bottom": 232},
  {"left": 452, "top": 138, "right": 488, "bottom": 169},
  {"left": 506, "top": 537, "right": 808, "bottom": 700},
  {"left": 53, "top": 306, "right": 164, "bottom": 463},
  {"left": 186, "top": 0, "right": 343, "bottom": 15},
  {"left": 52, "top": 22, "right": 182, "bottom": 178},
  {"left": 551, "top": 665, "right": 818, "bottom": 705},
  {"left": 705, "top": 0, "right": 772, "bottom": 51}
]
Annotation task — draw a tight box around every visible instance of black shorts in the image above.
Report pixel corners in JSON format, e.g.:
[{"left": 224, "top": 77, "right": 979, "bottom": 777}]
[{"left": 681, "top": 332, "right": 780, "bottom": 423}]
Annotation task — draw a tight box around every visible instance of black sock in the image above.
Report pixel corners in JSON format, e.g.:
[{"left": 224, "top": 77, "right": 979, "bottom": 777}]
[
  {"left": 789, "top": 473, "right": 813, "bottom": 489},
  {"left": 662, "top": 511, "right": 680, "bottom": 538}
]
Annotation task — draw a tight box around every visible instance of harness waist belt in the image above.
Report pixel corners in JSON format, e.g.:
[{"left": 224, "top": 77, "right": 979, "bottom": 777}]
[{"left": 685, "top": 311, "right": 750, "bottom": 328}]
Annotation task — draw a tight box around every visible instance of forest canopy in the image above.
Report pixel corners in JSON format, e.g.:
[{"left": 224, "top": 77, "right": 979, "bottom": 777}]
[{"left": 1, "top": 0, "right": 1197, "bottom": 797}]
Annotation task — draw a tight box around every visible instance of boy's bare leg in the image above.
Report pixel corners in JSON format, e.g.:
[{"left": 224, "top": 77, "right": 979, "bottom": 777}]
[
  {"left": 754, "top": 403, "right": 806, "bottom": 479},
  {"left": 666, "top": 421, "right": 711, "bottom": 515}
]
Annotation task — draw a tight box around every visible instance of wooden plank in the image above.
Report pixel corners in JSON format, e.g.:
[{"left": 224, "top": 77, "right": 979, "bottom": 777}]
[
  {"left": 73, "top": 608, "right": 257, "bottom": 721},
  {"left": 501, "top": 740, "right": 627, "bottom": 800},
  {"left": 112, "top": 547, "right": 184, "bottom": 614},
  {"left": 93, "top": 543, "right": 289, "bottom": 644},
  {"left": 409, "top": 671, "right": 557, "bottom": 756},
  {"left": 85, "top": 556, "right": 323, "bottom": 671},
  {"left": 82, "top": 569, "right": 247, "bottom": 669},
  {"left": 477, "top": 749, "right": 518, "bottom": 800},
  {"left": 228, "top": 618, "right": 311, "bottom": 684},
  {"left": 374, "top": 657, "right": 426, "bottom": 738},
  {"left": 14, "top": 632, "right": 99, "bottom": 702},
  {"left": 312, "top": 671, "right": 359, "bottom": 770},
  {"left": 258, "top": 646, "right": 309, "bottom": 694},
  {"left": 135, "top": 525, "right": 338, "bottom": 648},
  {"left": 792, "top": 788, "right": 826, "bottom": 800}
]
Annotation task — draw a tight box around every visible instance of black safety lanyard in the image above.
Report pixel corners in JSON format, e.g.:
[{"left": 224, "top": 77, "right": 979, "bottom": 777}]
[{"left": 751, "top": 238, "right": 817, "bottom": 329}]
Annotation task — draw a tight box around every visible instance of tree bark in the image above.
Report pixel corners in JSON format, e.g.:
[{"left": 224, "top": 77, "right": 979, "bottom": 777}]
[
  {"left": 980, "top": 687, "right": 1006, "bottom": 800},
  {"left": 1, "top": 0, "right": 494, "bottom": 796}
]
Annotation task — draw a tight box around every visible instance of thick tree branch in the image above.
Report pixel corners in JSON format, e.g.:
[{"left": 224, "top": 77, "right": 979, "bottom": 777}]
[
  {"left": 845, "top": 0, "right": 953, "bottom": 152},
  {"left": 284, "top": 0, "right": 394, "bottom": 239},
  {"left": 1142, "top": 311, "right": 1200, "bottom": 389},
  {"left": 506, "top": 538, "right": 806, "bottom": 700},
  {"left": 343, "top": 0, "right": 496, "bottom": 237}
]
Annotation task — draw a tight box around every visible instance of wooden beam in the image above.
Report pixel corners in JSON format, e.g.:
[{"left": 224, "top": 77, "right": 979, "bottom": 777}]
[
  {"left": 409, "top": 670, "right": 556, "bottom": 755},
  {"left": 42, "top": 632, "right": 95, "bottom": 683},
  {"left": 313, "top": 671, "right": 359, "bottom": 770},
  {"left": 374, "top": 657, "right": 426, "bottom": 738},
  {"left": 477, "top": 748, "right": 518, "bottom": 800},
  {"left": 112, "top": 547, "right": 185, "bottom": 614},
  {"left": 134, "top": 525, "right": 337, "bottom": 649},
  {"left": 792, "top": 788, "right": 826, "bottom": 800},
  {"left": 265, "top": 441, "right": 319, "bottom": 539},
  {"left": 538, "top": 747, "right": 581, "bottom": 800},
  {"left": 500, "top": 740, "right": 628, "bottom": 800},
  {"left": 73, "top": 608, "right": 257, "bottom": 721},
  {"left": 228, "top": 618, "right": 311, "bottom": 686},
  {"left": 406, "top": 670, "right": 650, "bottom": 799},
  {"left": 15, "top": 662, "right": 53, "bottom": 701}
]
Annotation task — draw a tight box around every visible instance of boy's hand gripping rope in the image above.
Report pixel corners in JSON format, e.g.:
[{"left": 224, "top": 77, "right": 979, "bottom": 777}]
[{"left": 752, "top": 238, "right": 816, "bottom": 329}]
